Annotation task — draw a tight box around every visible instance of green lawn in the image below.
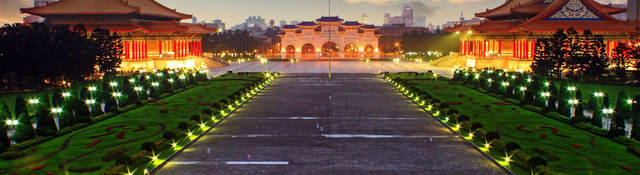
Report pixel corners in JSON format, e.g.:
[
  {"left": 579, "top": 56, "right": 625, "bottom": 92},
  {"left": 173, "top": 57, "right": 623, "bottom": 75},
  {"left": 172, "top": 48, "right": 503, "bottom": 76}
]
[
  {"left": 390, "top": 73, "right": 640, "bottom": 175},
  {"left": 0, "top": 75, "right": 260, "bottom": 174}
]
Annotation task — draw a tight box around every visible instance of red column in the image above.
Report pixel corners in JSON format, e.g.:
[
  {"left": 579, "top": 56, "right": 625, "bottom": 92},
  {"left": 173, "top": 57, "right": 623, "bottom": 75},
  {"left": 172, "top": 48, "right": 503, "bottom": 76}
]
[
  {"left": 159, "top": 41, "right": 163, "bottom": 56},
  {"left": 173, "top": 40, "right": 176, "bottom": 58},
  {"left": 498, "top": 40, "right": 502, "bottom": 55}
]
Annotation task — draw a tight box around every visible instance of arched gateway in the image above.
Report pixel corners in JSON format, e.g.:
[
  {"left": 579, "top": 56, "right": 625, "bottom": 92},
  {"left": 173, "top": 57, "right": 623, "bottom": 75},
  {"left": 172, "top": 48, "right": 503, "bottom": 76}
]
[{"left": 279, "top": 16, "right": 381, "bottom": 59}]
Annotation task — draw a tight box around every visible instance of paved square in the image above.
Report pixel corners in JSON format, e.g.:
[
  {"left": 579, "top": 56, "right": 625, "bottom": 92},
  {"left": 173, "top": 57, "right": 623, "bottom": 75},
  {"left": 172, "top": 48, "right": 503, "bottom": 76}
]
[{"left": 156, "top": 74, "right": 507, "bottom": 175}]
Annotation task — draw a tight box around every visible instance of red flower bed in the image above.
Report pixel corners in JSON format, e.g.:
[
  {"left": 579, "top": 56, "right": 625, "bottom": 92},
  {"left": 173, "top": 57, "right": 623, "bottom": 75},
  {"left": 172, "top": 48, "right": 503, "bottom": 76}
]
[
  {"left": 458, "top": 94, "right": 464, "bottom": 100},
  {"left": 472, "top": 102, "right": 480, "bottom": 104},
  {"left": 88, "top": 139, "right": 102, "bottom": 148},
  {"left": 186, "top": 97, "right": 192, "bottom": 101},
  {"left": 492, "top": 102, "right": 510, "bottom": 105},
  {"left": 197, "top": 96, "right": 202, "bottom": 100},
  {"left": 570, "top": 143, "right": 583, "bottom": 148},
  {"left": 620, "top": 166, "right": 632, "bottom": 171},
  {"left": 541, "top": 133, "right": 547, "bottom": 139},
  {"left": 159, "top": 108, "right": 169, "bottom": 113},
  {"left": 172, "top": 107, "right": 180, "bottom": 111},
  {"left": 116, "top": 131, "right": 125, "bottom": 139},
  {"left": 445, "top": 101, "right": 463, "bottom": 105},
  {"left": 47, "top": 172, "right": 55, "bottom": 175},
  {"left": 31, "top": 164, "right": 47, "bottom": 170},
  {"left": 153, "top": 101, "right": 169, "bottom": 105},
  {"left": 105, "top": 125, "right": 125, "bottom": 131},
  {"left": 541, "top": 126, "right": 571, "bottom": 138},
  {"left": 516, "top": 125, "right": 534, "bottom": 133},
  {"left": 88, "top": 132, "right": 115, "bottom": 139},
  {"left": 133, "top": 125, "right": 146, "bottom": 132}
]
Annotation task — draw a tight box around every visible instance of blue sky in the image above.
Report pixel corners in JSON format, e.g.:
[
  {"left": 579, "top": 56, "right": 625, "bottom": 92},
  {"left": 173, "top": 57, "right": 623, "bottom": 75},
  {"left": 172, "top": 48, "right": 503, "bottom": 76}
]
[{"left": 0, "top": 0, "right": 627, "bottom": 26}]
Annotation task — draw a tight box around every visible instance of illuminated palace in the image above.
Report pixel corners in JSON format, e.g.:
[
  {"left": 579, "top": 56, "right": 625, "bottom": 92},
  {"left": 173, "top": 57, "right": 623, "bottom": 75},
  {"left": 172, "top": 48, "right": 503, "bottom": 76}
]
[
  {"left": 279, "top": 16, "right": 381, "bottom": 59},
  {"left": 21, "top": 0, "right": 218, "bottom": 71},
  {"left": 446, "top": 0, "right": 638, "bottom": 63}
]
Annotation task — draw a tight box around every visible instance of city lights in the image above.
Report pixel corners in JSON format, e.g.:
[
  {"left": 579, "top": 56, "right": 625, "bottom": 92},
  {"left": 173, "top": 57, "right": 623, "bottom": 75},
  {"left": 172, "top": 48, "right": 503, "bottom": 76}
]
[
  {"left": 62, "top": 92, "right": 71, "bottom": 98},
  {"left": 28, "top": 98, "right": 39, "bottom": 105}
]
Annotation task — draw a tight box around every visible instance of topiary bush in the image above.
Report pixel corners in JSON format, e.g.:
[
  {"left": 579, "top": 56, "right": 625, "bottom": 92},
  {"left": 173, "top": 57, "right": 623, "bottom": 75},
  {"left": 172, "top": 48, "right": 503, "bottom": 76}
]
[
  {"left": 505, "top": 142, "right": 521, "bottom": 153},
  {"left": 190, "top": 114, "right": 202, "bottom": 121},
  {"left": 527, "top": 156, "right": 548, "bottom": 169},
  {"left": 177, "top": 122, "right": 189, "bottom": 131},
  {"left": 485, "top": 131, "right": 500, "bottom": 141},
  {"left": 202, "top": 108, "right": 212, "bottom": 115},
  {"left": 141, "top": 142, "right": 156, "bottom": 152},
  {"left": 163, "top": 130, "right": 177, "bottom": 140},
  {"left": 471, "top": 122, "right": 484, "bottom": 131},
  {"left": 102, "top": 149, "right": 127, "bottom": 162},
  {"left": 456, "top": 115, "right": 470, "bottom": 122}
]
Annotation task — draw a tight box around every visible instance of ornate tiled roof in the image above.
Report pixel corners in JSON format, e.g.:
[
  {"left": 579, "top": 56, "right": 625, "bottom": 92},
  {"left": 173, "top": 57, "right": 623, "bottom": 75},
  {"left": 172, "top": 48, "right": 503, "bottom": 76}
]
[
  {"left": 464, "top": 0, "right": 635, "bottom": 32},
  {"left": 317, "top": 16, "right": 343, "bottom": 22},
  {"left": 298, "top": 21, "right": 318, "bottom": 26},
  {"left": 21, "top": 0, "right": 192, "bottom": 20},
  {"left": 342, "top": 21, "right": 362, "bottom": 26}
]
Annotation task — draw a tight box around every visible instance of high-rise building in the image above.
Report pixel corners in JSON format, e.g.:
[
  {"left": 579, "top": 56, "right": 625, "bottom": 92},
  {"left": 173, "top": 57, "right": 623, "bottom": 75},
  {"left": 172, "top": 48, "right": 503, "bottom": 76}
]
[
  {"left": 280, "top": 20, "right": 287, "bottom": 26},
  {"left": 383, "top": 4, "right": 415, "bottom": 27},
  {"left": 192, "top": 17, "right": 198, "bottom": 24},
  {"left": 290, "top": 20, "right": 300, "bottom": 25},
  {"left": 269, "top": 19, "right": 275, "bottom": 27},
  {"left": 402, "top": 5, "right": 414, "bottom": 27},
  {"left": 360, "top": 14, "right": 368, "bottom": 24}
]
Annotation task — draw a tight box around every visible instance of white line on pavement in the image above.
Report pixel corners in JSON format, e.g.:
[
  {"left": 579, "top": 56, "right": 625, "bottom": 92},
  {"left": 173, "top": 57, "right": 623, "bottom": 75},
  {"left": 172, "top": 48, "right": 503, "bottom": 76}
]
[
  {"left": 169, "top": 161, "right": 203, "bottom": 165},
  {"left": 225, "top": 161, "right": 289, "bottom": 165}
]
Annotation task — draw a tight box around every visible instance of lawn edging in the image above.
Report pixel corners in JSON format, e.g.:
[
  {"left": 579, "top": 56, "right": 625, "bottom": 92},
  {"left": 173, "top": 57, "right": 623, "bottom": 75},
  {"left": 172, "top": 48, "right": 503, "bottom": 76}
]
[
  {"left": 116, "top": 73, "right": 280, "bottom": 175},
  {"left": 383, "top": 73, "right": 556, "bottom": 174}
]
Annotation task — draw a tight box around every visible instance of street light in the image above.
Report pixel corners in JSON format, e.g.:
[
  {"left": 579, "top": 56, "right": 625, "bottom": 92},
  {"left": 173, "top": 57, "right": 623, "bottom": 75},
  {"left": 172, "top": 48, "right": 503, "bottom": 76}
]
[
  {"left": 567, "top": 86, "right": 576, "bottom": 91},
  {"left": 88, "top": 86, "right": 97, "bottom": 92},
  {"left": 50, "top": 107, "right": 63, "bottom": 130},
  {"left": 62, "top": 92, "right": 71, "bottom": 98},
  {"left": 28, "top": 98, "right": 39, "bottom": 105},
  {"left": 129, "top": 78, "right": 136, "bottom": 83},
  {"left": 112, "top": 92, "right": 122, "bottom": 109},
  {"left": 5, "top": 119, "right": 19, "bottom": 145},
  {"left": 594, "top": 92, "right": 604, "bottom": 97},
  {"left": 109, "top": 82, "right": 118, "bottom": 88}
]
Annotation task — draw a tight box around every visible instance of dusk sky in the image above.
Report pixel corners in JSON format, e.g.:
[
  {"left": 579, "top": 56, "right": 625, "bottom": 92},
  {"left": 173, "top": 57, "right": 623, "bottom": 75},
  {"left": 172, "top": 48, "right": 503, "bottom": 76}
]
[{"left": 0, "top": 0, "right": 628, "bottom": 27}]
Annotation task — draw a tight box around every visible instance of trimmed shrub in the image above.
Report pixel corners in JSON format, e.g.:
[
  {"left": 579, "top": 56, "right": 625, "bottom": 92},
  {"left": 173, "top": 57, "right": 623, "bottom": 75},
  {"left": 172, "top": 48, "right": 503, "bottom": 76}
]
[
  {"left": 471, "top": 122, "right": 484, "bottom": 131},
  {"left": 202, "top": 108, "right": 212, "bottom": 115},
  {"left": 103, "top": 164, "right": 126, "bottom": 175},
  {"left": 141, "top": 142, "right": 156, "bottom": 152},
  {"left": 177, "top": 122, "right": 189, "bottom": 131},
  {"left": 505, "top": 142, "right": 521, "bottom": 153},
  {"left": 456, "top": 115, "right": 470, "bottom": 122},
  {"left": 102, "top": 149, "right": 127, "bottom": 162},
  {"left": 163, "top": 130, "right": 177, "bottom": 140},
  {"left": 115, "top": 155, "right": 133, "bottom": 166},
  {"left": 486, "top": 131, "right": 500, "bottom": 141},
  {"left": 190, "top": 114, "right": 202, "bottom": 122},
  {"left": 0, "top": 151, "right": 25, "bottom": 160},
  {"left": 527, "top": 156, "right": 548, "bottom": 168}
]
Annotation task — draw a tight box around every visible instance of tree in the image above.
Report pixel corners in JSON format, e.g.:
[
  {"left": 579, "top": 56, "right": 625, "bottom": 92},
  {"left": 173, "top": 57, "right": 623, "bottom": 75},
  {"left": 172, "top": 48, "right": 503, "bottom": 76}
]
[
  {"left": 90, "top": 28, "right": 123, "bottom": 76},
  {"left": 611, "top": 42, "right": 631, "bottom": 80},
  {"left": 631, "top": 96, "right": 640, "bottom": 141},
  {"left": 532, "top": 29, "right": 572, "bottom": 78},
  {"left": 581, "top": 32, "right": 609, "bottom": 80}
]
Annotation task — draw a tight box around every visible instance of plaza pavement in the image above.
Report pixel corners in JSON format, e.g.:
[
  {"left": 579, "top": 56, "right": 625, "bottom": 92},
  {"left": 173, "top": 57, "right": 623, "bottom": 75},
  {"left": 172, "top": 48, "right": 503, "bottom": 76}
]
[
  {"left": 156, "top": 73, "right": 508, "bottom": 175},
  {"left": 209, "top": 60, "right": 455, "bottom": 78}
]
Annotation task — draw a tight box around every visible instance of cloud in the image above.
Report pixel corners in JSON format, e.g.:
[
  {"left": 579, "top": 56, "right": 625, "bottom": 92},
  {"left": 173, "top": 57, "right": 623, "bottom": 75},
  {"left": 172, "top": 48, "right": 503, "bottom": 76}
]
[
  {"left": 390, "top": 1, "right": 439, "bottom": 17},
  {"left": 0, "top": 0, "right": 30, "bottom": 24}
]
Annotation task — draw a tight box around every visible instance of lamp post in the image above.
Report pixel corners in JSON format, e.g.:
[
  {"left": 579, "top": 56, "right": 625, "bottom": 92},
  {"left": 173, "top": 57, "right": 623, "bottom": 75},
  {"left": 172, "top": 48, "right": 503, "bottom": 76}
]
[
  {"left": 5, "top": 119, "right": 18, "bottom": 145},
  {"left": 27, "top": 98, "right": 40, "bottom": 130},
  {"left": 85, "top": 98, "right": 96, "bottom": 118},
  {"left": 50, "top": 107, "right": 63, "bottom": 130},
  {"left": 602, "top": 107, "right": 614, "bottom": 130},
  {"left": 568, "top": 99, "right": 579, "bottom": 118},
  {"left": 112, "top": 92, "right": 122, "bottom": 110},
  {"left": 541, "top": 91, "right": 551, "bottom": 107}
]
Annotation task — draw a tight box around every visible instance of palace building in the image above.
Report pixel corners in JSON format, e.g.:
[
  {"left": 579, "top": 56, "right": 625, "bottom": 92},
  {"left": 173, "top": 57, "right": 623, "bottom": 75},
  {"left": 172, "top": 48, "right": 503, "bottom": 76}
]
[
  {"left": 21, "top": 0, "right": 218, "bottom": 71},
  {"left": 279, "top": 16, "right": 381, "bottom": 59},
  {"left": 445, "top": 0, "right": 637, "bottom": 61}
]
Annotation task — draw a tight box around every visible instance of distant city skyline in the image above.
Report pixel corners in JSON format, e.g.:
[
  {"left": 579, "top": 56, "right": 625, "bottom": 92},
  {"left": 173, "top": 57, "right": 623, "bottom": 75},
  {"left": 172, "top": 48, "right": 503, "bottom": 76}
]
[{"left": 0, "top": 0, "right": 628, "bottom": 27}]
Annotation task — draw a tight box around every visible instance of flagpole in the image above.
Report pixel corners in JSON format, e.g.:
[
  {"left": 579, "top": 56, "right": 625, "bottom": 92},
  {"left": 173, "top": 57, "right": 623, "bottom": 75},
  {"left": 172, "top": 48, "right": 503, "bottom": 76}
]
[{"left": 328, "top": 0, "right": 332, "bottom": 80}]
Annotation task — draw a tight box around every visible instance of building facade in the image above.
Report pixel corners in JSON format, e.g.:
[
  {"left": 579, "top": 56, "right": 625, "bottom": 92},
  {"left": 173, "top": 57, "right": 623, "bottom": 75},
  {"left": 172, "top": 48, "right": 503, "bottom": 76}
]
[
  {"left": 279, "top": 16, "right": 381, "bottom": 59},
  {"left": 446, "top": 0, "right": 637, "bottom": 60},
  {"left": 21, "top": 0, "right": 218, "bottom": 71}
]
